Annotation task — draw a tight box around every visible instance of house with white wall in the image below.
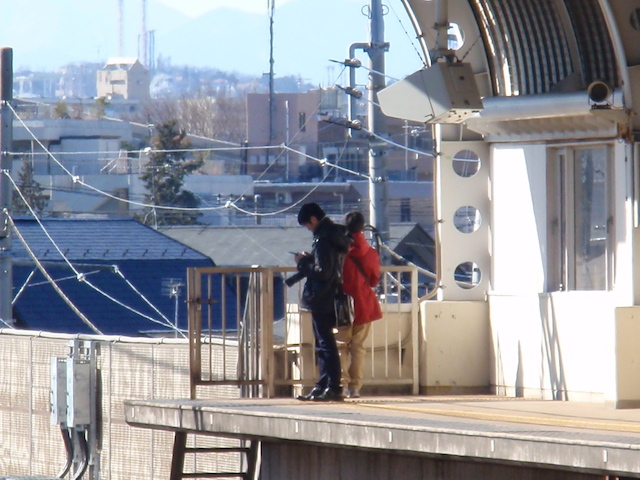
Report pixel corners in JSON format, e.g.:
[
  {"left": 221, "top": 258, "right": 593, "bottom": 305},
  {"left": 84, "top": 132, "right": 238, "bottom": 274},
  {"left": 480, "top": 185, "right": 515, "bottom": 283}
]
[{"left": 96, "top": 58, "right": 150, "bottom": 101}]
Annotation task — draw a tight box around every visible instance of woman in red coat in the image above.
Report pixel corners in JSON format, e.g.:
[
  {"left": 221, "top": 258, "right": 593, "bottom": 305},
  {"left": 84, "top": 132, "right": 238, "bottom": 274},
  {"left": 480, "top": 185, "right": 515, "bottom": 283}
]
[{"left": 336, "top": 211, "right": 383, "bottom": 398}]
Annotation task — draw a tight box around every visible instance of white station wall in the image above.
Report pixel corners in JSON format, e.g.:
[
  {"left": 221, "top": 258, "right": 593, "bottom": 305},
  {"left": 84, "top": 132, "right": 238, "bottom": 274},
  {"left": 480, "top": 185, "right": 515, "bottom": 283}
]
[
  {"left": 488, "top": 141, "right": 634, "bottom": 403},
  {"left": 491, "top": 144, "right": 547, "bottom": 294}
]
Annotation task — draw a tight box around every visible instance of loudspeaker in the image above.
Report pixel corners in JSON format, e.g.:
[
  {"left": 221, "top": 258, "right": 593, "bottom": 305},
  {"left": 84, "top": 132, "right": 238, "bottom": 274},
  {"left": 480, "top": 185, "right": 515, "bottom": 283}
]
[{"left": 377, "top": 62, "right": 483, "bottom": 124}]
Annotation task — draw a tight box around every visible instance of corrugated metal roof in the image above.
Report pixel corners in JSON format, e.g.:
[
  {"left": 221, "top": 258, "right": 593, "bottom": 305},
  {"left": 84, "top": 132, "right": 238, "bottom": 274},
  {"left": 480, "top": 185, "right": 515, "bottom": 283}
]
[{"left": 159, "top": 223, "right": 432, "bottom": 267}]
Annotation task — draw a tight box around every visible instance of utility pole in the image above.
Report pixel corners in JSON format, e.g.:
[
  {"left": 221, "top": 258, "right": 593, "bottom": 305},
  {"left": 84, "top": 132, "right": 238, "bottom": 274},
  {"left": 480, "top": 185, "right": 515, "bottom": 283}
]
[
  {"left": 367, "top": 0, "right": 390, "bottom": 254},
  {"left": 0, "top": 48, "right": 13, "bottom": 326}
]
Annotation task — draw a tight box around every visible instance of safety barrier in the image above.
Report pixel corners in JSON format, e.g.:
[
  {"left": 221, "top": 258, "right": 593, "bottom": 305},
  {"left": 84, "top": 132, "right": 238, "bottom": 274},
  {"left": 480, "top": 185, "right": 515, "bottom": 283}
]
[{"left": 187, "top": 265, "right": 420, "bottom": 399}]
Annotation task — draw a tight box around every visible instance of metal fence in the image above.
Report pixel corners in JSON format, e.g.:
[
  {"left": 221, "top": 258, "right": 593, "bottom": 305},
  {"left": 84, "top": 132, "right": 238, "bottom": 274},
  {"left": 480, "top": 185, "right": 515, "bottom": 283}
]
[
  {"left": 187, "top": 265, "right": 420, "bottom": 399},
  {"left": 0, "top": 331, "right": 243, "bottom": 480}
]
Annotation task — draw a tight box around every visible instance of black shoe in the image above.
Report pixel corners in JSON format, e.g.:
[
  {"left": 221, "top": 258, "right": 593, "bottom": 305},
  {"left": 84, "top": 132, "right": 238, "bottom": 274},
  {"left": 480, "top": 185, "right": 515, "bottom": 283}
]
[
  {"left": 311, "top": 387, "right": 344, "bottom": 402},
  {"left": 296, "top": 387, "right": 324, "bottom": 401}
]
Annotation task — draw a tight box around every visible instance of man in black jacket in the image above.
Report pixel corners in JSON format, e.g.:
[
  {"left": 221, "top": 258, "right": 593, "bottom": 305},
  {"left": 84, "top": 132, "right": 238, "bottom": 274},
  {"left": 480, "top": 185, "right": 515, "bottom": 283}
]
[{"left": 294, "top": 203, "right": 351, "bottom": 401}]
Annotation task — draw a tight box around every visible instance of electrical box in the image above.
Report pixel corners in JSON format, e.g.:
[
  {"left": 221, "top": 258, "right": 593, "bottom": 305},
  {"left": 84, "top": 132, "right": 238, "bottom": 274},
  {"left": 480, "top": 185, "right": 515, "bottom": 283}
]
[
  {"left": 378, "top": 62, "right": 483, "bottom": 124},
  {"left": 66, "top": 359, "right": 91, "bottom": 426},
  {"left": 50, "top": 357, "right": 67, "bottom": 425}
]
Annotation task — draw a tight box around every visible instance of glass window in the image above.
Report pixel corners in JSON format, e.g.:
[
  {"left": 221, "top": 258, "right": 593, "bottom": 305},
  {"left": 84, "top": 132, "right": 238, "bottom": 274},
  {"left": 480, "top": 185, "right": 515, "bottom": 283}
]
[
  {"left": 547, "top": 146, "right": 612, "bottom": 291},
  {"left": 573, "top": 148, "right": 609, "bottom": 289},
  {"left": 400, "top": 198, "right": 411, "bottom": 222}
]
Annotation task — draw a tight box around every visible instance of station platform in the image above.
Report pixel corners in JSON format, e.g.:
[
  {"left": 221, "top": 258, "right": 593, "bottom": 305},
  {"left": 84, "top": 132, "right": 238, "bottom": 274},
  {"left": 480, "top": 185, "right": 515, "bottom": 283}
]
[{"left": 124, "top": 395, "right": 640, "bottom": 478}]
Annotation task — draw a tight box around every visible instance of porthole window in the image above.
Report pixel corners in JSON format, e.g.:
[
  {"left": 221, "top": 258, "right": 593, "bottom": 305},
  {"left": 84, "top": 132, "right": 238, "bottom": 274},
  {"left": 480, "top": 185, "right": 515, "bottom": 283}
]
[
  {"left": 452, "top": 149, "right": 480, "bottom": 178},
  {"left": 454, "top": 262, "right": 481, "bottom": 289},
  {"left": 454, "top": 206, "right": 482, "bottom": 233}
]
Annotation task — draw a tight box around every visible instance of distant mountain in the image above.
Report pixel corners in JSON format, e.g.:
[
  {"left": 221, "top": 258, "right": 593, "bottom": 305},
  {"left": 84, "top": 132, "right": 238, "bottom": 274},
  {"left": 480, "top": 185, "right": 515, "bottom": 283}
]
[
  {"left": 3, "top": 0, "right": 189, "bottom": 69},
  {"left": 3, "top": 0, "right": 426, "bottom": 85},
  {"left": 154, "top": 0, "right": 427, "bottom": 84}
]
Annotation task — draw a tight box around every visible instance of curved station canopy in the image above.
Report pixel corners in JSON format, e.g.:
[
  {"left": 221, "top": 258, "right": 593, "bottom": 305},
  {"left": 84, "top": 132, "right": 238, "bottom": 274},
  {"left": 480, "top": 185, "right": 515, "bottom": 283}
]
[{"left": 386, "top": 0, "right": 640, "bottom": 138}]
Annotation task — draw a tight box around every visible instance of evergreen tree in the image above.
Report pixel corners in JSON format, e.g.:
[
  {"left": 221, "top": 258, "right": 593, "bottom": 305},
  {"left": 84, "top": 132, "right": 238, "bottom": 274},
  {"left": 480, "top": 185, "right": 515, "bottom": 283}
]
[
  {"left": 12, "top": 159, "right": 49, "bottom": 216},
  {"left": 53, "top": 101, "right": 70, "bottom": 119},
  {"left": 139, "top": 120, "right": 203, "bottom": 226}
]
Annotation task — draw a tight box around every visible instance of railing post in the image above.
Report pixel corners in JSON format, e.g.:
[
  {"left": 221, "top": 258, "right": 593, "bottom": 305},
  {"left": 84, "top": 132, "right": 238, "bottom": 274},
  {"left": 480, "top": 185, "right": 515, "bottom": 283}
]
[
  {"left": 262, "top": 268, "right": 275, "bottom": 398},
  {"left": 411, "top": 267, "right": 420, "bottom": 395},
  {"left": 187, "top": 267, "right": 201, "bottom": 399}
]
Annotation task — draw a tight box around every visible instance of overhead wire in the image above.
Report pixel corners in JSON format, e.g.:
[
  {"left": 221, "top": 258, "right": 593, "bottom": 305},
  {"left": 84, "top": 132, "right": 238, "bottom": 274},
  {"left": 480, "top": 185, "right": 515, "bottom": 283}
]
[
  {"left": 364, "top": 129, "right": 434, "bottom": 158},
  {"left": 11, "top": 86, "right": 435, "bottom": 277},
  {"left": 380, "top": 243, "right": 436, "bottom": 279},
  {"left": 281, "top": 145, "right": 370, "bottom": 179},
  {"left": 23, "top": 95, "right": 369, "bottom": 221},
  {"left": 27, "top": 271, "right": 102, "bottom": 286},
  {"left": 0, "top": 316, "right": 15, "bottom": 329},
  {"left": 387, "top": 0, "right": 427, "bottom": 67},
  {"left": 159, "top": 198, "right": 289, "bottom": 265},
  {"left": 8, "top": 103, "right": 225, "bottom": 213},
  {"left": 230, "top": 135, "right": 354, "bottom": 217},
  {"left": 10, "top": 102, "right": 370, "bottom": 216},
  {"left": 8, "top": 215, "right": 103, "bottom": 335},
  {"left": 12, "top": 268, "right": 36, "bottom": 304},
  {"left": 225, "top": 82, "right": 347, "bottom": 207},
  {"left": 6, "top": 172, "right": 183, "bottom": 335}
]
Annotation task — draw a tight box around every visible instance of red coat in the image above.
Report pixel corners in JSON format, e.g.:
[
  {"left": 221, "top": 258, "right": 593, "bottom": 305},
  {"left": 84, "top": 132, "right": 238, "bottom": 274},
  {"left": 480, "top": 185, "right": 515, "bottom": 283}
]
[{"left": 342, "top": 232, "right": 383, "bottom": 325}]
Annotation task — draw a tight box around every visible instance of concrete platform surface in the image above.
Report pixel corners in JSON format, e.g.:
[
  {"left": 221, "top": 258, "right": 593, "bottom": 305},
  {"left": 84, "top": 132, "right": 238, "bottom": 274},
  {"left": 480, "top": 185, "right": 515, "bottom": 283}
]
[{"left": 124, "top": 395, "right": 640, "bottom": 477}]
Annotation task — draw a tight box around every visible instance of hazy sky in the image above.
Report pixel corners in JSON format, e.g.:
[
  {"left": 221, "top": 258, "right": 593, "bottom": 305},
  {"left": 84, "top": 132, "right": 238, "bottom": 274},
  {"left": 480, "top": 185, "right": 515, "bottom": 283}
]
[
  {"left": 155, "top": 0, "right": 297, "bottom": 17},
  {"left": 149, "top": 0, "right": 425, "bottom": 83},
  {"left": 4, "top": 0, "right": 426, "bottom": 85}
]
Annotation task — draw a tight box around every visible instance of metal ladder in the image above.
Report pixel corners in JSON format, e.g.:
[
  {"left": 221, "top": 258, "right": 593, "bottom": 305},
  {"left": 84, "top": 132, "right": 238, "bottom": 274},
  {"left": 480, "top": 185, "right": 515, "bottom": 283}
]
[{"left": 170, "top": 432, "right": 260, "bottom": 480}]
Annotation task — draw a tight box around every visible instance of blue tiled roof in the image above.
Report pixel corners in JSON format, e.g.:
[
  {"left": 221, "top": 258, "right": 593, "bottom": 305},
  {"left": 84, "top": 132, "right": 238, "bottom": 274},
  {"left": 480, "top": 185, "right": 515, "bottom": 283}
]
[
  {"left": 11, "top": 218, "right": 207, "bottom": 262},
  {"left": 11, "top": 218, "right": 217, "bottom": 336}
]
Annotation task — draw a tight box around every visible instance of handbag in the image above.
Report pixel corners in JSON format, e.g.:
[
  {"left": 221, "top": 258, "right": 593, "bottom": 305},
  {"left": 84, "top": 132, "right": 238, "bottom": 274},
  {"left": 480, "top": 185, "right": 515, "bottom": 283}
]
[{"left": 334, "top": 290, "right": 354, "bottom": 327}]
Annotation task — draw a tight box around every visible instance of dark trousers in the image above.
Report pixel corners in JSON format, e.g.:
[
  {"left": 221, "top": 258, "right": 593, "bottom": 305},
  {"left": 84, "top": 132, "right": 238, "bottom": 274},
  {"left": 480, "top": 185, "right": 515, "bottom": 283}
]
[{"left": 311, "top": 308, "right": 342, "bottom": 392}]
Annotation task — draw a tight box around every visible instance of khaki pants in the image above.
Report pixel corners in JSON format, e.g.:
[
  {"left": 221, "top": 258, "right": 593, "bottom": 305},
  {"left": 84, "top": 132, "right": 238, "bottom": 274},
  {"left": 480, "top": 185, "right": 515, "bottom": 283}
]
[{"left": 335, "top": 323, "right": 371, "bottom": 390}]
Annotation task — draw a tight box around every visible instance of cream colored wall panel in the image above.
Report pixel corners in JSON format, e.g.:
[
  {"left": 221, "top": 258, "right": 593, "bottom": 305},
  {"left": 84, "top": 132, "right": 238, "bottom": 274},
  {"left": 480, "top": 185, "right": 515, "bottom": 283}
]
[
  {"left": 614, "top": 306, "right": 640, "bottom": 407},
  {"left": 421, "top": 300, "right": 490, "bottom": 391},
  {"left": 439, "top": 141, "right": 491, "bottom": 300}
]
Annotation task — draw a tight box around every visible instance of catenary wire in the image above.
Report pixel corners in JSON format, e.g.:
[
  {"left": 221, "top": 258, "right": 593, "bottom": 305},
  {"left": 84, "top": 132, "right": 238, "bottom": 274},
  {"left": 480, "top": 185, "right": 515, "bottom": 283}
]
[
  {"left": 229, "top": 135, "right": 354, "bottom": 217},
  {"left": 387, "top": 0, "right": 427, "bottom": 66},
  {"left": 10, "top": 102, "right": 372, "bottom": 214},
  {"left": 7, "top": 172, "right": 183, "bottom": 334},
  {"left": 8, "top": 215, "right": 103, "bottom": 334},
  {"left": 223, "top": 84, "right": 346, "bottom": 205},
  {"left": 8, "top": 103, "right": 226, "bottom": 212}
]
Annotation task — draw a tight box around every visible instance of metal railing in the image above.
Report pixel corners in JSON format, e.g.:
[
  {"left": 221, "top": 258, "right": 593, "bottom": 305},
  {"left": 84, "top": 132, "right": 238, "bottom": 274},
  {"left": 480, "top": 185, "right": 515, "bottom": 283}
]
[{"left": 187, "top": 265, "right": 419, "bottom": 399}]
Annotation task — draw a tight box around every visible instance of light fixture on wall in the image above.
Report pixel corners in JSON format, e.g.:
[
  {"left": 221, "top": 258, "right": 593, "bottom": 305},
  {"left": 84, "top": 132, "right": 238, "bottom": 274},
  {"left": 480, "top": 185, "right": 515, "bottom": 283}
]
[{"left": 587, "top": 80, "right": 631, "bottom": 128}]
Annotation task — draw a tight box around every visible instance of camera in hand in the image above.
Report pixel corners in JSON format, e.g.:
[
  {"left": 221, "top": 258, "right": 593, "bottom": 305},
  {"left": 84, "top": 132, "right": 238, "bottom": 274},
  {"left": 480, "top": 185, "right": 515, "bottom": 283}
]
[
  {"left": 285, "top": 252, "right": 313, "bottom": 287},
  {"left": 285, "top": 271, "right": 306, "bottom": 287}
]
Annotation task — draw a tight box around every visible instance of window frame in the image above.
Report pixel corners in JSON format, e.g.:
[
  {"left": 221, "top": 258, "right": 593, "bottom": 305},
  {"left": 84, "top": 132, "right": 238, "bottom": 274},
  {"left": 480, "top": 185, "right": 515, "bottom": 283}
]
[{"left": 546, "top": 144, "right": 614, "bottom": 291}]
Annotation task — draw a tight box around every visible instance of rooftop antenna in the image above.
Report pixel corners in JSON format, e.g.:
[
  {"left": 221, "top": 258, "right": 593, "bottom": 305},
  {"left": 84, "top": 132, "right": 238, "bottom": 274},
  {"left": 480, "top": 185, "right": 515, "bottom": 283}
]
[
  {"left": 118, "top": 0, "right": 124, "bottom": 57},
  {"left": 268, "top": 0, "right": 276, "bottom": 143},
  {"left": 141, "top": 0, "right": 148, "bottom": 66}
]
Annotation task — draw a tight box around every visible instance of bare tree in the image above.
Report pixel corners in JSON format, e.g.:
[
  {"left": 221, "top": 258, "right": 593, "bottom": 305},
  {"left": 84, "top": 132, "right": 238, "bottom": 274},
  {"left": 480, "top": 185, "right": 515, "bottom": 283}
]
[{"left": 139, "top": 90, "right": 246, "bottom": 143}]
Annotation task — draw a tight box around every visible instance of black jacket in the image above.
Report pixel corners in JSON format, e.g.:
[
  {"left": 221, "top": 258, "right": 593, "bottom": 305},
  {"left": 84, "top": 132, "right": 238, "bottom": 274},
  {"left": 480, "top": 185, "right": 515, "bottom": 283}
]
[{"left": 297, "top": 216, "right": 351, "bottom": 312}]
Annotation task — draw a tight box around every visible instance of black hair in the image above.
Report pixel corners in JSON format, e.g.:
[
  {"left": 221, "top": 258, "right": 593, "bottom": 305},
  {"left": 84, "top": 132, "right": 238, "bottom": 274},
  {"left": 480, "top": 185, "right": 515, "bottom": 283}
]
[
  {"left": 298, "top": 203, "right": 326, "bottom": 225},
  {"left": 345, "top": 210, "right": 365, "bottom": 234}
]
